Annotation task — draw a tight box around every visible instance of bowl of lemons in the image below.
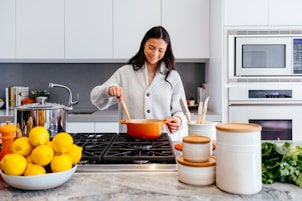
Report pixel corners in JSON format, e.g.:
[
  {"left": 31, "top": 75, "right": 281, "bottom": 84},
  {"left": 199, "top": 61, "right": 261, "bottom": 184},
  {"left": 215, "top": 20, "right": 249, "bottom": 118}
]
[
  {"left": 0, "top": 164, "right": 77, "bottom": 190},
  {"left": 0, "top": 126, "right": 82, "bottom": 190}
]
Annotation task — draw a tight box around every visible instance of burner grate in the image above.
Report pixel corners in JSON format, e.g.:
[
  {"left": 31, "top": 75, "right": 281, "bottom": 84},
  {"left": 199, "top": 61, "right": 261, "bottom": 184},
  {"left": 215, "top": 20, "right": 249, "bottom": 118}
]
[
  {"left": 72, "top": 133, "right": 176, "bottom": 165},
  {"left": 72, "top": 133, "right": 115, "bottom": 164},
  {"left": 103, "top": 133, "right": 176, "bottom": 164}
]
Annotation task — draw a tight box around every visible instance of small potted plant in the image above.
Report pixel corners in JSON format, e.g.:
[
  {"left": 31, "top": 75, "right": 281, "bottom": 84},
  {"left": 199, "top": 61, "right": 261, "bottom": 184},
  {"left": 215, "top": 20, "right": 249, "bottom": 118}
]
[
  {"left": 32, "top": 90, "right": 50, "bottom": 103},
  {"left": 187, "top": 97, "right": 195, "bottom": 106}
]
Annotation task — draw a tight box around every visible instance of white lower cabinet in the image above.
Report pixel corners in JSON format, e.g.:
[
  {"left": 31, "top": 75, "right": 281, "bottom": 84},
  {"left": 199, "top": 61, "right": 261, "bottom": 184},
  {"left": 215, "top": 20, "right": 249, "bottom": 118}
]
[
  {"left": 66, "top": 122, "right": 94, "bottom": 133},
  {"left": 95, "top": 122, "right": 119, "bottom": 133},
  {"left": 67, "top": 122, "right": 119, "bottom": 133}
]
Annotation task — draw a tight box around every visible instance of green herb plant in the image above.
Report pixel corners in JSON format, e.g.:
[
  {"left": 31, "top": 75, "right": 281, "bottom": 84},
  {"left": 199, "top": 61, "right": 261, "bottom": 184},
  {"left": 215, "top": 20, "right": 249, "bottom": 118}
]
[
  {"left": 262, "top": 141, "right": 302, "bottom": 187},
  {"left": 31, "top": 90, "right": 50, "bottom": 99}
]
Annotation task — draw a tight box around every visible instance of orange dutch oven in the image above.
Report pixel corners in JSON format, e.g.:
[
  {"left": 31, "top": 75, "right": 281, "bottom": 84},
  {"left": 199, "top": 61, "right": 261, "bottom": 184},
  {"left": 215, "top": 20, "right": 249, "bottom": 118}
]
[{"left": 120, "top": 119, "right": 169, "bottom": 139}]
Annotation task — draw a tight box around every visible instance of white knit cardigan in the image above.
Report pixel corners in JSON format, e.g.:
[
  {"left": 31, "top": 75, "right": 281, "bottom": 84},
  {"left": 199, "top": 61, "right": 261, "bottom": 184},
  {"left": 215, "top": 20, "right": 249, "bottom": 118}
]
[{"left": 90, "top": 63, "right": 188, "bottom": 139}]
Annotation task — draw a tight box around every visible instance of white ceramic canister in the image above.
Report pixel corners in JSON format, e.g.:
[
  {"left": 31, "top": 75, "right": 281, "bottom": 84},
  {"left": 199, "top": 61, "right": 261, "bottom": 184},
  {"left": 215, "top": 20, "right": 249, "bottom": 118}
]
[
  {"left": 177, "top": 155, "right": 216, "bottom": 186},
  {"left": 188, "top": 121, "right": 215, "bottom": 154},
  {"left": 215, "top": 123, "right": 262, "bottom": 195},
  {"left": 182, "top": 136, "right": 211, "bottom": 162}
]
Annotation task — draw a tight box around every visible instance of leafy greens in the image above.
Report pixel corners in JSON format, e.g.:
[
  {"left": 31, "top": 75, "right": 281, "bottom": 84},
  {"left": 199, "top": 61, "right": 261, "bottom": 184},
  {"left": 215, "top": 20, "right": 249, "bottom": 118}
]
[{"left": 262, "top": 141, "right": 302, "bottom": 187}]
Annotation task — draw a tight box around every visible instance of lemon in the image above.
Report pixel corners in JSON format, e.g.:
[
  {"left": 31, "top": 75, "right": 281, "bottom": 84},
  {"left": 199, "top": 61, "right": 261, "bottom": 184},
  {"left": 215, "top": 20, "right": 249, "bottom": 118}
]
[
  {"left": 67, "top": 144, "right": 83, "bottom": 165},
  {"left": 11, "top": 137, "right": 33, "bottom": 157},
  {"left": 28, "top": 126, "right": 50, "bottom": 146},
  {"left": 31, "top": 144, "right": 54, "bottom": 166},
  {"left": 24, "top": 163, "right": 46, "bottom": 176},
  {"left": 0, "top": 154, "right": 27, "bottom": 176},
  {"left": 47, "top": 141, "right": 52, "bottom": 147},
  {"left": 52, "top": 132, "right": 74, "bottom": 154},
  {"left": 26, "top": 154, "right": 33, "bottom": 164},
  {"left": 50, "top": 154, "right": 72, "bottom": 173}
]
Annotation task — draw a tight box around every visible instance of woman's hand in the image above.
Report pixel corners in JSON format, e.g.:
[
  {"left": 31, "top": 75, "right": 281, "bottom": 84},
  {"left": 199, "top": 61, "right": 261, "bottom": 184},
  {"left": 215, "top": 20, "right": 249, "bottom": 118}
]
[
  {"left": 108, "top": 86, "right": 123, "bottom": 99},
  {"left": 167, "top": 116, "right": 181, "bottom": 133}
]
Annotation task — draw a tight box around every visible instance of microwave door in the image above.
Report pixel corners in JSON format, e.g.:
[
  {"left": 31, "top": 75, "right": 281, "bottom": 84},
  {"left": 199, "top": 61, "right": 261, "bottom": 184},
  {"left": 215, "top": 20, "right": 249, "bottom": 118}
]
[{"left": 235, "top": 37, "right": 292, "bottom": 76}]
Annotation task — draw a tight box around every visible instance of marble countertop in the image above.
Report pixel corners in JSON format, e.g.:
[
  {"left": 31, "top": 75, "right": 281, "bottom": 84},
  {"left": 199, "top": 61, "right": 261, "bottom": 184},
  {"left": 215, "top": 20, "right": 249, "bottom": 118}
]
[{"left": 0, "top": 172, "right": 301, "bottom": 201}]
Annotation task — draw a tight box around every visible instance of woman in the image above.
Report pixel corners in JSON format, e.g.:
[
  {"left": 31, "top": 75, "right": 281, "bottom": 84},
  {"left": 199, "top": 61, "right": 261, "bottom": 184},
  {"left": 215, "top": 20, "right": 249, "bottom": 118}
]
[{"left": 90, "top": 26, "right": 188, "bottom": 140}]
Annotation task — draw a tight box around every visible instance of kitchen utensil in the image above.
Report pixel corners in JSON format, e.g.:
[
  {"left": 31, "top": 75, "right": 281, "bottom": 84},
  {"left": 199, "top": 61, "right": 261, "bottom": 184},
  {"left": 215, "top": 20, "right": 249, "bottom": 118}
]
[
  {"left": 120, "top": 98, "right": 131, "bottom": 121},
  {"left": 120, "top": 119, "right": 168, "bottom": 139},
  {"left": 179, "top": 98, "right": 191, "bottom": 124},
  {"left": 201, "top": 96, "right": 209, "bottom": 124},
  {"left": 14, "top": 97, "right": 70, "bottom": 137},
  {"left": 0, "top": 165, "right": 77, "bottom": 190},
  {"left": 196, "top": 101, "right": 203, "bottom": 124}
]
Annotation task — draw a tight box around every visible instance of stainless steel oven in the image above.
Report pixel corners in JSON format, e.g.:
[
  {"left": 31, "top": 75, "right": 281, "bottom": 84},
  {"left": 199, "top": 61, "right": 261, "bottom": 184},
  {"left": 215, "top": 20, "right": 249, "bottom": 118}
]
[{"left": 228, "top": 84, "right": 302, "bottom": 141}]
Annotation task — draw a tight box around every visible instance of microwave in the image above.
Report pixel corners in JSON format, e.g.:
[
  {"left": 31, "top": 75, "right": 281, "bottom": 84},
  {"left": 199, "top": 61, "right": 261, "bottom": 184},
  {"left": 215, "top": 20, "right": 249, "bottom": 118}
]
[{"left": 235, "top": 36, "right": 302, "bottom": 76}]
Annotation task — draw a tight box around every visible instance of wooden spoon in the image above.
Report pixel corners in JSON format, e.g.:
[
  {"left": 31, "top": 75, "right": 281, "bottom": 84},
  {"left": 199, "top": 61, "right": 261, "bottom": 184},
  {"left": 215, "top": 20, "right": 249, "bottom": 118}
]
[{"left": 120, "top": 98, "right": 131, "bottom": 121}]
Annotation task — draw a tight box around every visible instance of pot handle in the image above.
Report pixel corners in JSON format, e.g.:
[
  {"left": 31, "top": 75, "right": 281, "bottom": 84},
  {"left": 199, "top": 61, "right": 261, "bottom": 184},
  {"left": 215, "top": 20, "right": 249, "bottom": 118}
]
[
  {"left": 162, "top": 119, "right": 169, "bottom": 124},
  {"left": 120, "top": 120, "right": 129, "bottom": 124}
]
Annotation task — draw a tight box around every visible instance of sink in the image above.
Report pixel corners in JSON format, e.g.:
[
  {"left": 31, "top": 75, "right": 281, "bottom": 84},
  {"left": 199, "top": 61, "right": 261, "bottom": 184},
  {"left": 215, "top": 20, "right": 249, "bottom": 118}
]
[{"left": 68, "top": 109, "right": 97, "bottom": 115}]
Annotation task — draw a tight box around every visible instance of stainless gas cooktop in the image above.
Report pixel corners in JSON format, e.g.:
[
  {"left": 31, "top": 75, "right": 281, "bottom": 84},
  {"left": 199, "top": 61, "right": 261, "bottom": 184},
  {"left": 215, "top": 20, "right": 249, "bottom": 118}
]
[{"left": 72, "top": 133, "right": 178, "bottom": 172}]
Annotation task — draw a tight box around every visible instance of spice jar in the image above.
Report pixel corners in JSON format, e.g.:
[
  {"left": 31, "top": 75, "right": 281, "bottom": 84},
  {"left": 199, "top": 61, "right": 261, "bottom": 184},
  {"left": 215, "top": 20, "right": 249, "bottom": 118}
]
[{"left": 0, "top": 121, "right": 17, "bottom": 160}]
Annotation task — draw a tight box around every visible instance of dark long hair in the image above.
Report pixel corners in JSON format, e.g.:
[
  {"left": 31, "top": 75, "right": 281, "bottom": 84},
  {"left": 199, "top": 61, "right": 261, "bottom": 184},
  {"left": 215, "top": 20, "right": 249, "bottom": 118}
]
[{"left": 128, "top": 26, "right": 176, "bottom": 81}]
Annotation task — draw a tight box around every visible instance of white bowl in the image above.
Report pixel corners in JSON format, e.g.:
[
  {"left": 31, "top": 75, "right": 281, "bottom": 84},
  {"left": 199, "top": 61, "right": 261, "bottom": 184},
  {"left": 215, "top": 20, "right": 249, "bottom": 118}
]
[
  {"left": 177, "top": 155, "right": 216, "bottom": 186},
  {"left": 0, "top": 165, "right": 77, "bottom": 190},
  {"left": 0, "top": 101, "right": 4, "bottom": 109},
  {"left": 182, "top": 136, "right": 211, "bottom": 162}
]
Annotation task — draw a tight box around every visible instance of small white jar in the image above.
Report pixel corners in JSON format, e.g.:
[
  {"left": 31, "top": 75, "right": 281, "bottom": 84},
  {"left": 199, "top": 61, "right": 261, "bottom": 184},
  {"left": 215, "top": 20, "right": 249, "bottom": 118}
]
[
  {"left": 188, "top": 121, "right": 215, "bottom": 154},
  {"left": 177, "top": 155, "right": 216, "bottom": 186},
  {"left": 182, "top": 136, "right": 211, "bottom": 162}
]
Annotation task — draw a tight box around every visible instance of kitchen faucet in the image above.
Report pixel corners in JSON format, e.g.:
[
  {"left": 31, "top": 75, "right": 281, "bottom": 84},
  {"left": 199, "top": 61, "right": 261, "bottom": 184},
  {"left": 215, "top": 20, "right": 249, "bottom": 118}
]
[{"left": 49, "top": 83, "right": 79, "bottom": 109}]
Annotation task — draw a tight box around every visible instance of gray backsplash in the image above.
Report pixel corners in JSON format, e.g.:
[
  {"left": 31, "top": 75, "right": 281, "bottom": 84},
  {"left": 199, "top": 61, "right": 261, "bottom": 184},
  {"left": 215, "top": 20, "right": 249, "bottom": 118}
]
[{"left": 0, "top": 63, "right": 205, "bottom": 109}]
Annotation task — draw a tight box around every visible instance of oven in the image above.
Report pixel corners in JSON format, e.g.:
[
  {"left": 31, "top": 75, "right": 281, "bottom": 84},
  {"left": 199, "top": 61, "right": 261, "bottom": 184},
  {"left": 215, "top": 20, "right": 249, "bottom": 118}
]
[
  {"left": 71, "top": 132, "right": 178, "bottom": 172},
  {"left": 228, "top": 84, "right": 302, "bottom": 141}
]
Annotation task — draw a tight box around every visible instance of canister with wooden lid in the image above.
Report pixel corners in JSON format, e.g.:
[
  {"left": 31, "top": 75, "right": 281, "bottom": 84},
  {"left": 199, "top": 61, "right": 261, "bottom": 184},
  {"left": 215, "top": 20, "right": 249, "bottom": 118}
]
[
  {"left": 215, "top": 123, "right": 262, "bottom": 195},
  {"left": 182, "top": 136, "right": 211, "bottom": 162},
  {"left": 177, "top": 155, "right": 216, "bottom": 186}
]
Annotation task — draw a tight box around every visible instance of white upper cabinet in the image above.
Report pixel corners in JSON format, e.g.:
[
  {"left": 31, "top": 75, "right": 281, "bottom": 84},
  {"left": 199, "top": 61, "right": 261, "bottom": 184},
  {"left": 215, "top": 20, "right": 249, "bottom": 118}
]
[
  {"left": 224, "top": 0, "right": 302, "bottom": 26},
  {"left": 113, "top": 0, "right": 161, "bottom": 59},
  {"left": 0, "top": 0, "right": 15, "bottom": 59},
  {"left": 224, "top": 0, "right": 269, "bottom": 26},
  {"left": 65, "top": 0, "right": 113, "bottom": 59},
  {"left": 269, "top": 0, "right": 302, "bottom": 26},
  {"left": 162, "top": 0, "right": 209, "bottom": 59},
  {"left": 0, "top": 0, "right": 209, "bottom": 61},
  {"left": 15, "top": 0, "right": 64, "bottom": 59}
]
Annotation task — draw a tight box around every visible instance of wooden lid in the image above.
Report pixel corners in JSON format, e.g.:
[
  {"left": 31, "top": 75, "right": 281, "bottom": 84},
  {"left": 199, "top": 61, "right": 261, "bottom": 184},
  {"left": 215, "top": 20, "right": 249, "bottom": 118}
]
[
  {"left": 177, "top": 155, "right": 216, "bottom": 167},
  {"left": 182, "top": 136, "right": 210, "bottom": 144},
  {"left": 215, "top": 123, "right": 261, "bottom": 132}
]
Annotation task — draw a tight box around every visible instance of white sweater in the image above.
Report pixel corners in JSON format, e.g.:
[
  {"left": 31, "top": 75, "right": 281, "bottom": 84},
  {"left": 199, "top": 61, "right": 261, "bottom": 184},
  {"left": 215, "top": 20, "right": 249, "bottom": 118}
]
[{"left": 90, "top": 63, "right": 188, "bottom": 140}]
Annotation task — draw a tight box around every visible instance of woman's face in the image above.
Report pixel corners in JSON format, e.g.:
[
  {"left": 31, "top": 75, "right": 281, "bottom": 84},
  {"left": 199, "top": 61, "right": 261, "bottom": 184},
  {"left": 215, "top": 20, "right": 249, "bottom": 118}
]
[{"left": 144, "top": 38, "right": 168, "bottom": 67}]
